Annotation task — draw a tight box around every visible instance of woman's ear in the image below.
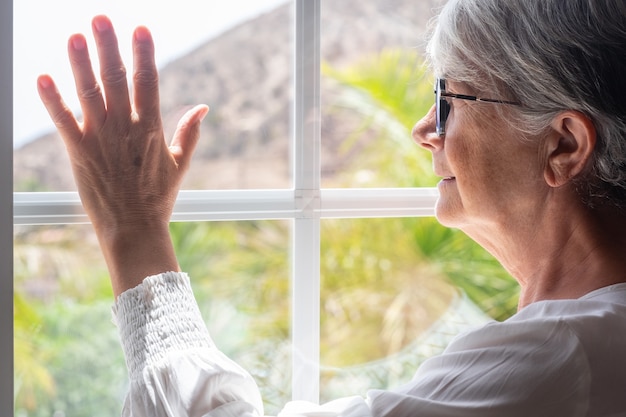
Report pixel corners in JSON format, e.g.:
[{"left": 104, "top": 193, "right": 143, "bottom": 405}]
[{"left": 543, "top": 111, "right": 596, "bottom": 188}]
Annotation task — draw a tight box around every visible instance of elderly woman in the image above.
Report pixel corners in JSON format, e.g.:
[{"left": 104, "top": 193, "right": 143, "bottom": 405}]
[{"left": 37, "top": 0, "right": 626, "bottom": 416}]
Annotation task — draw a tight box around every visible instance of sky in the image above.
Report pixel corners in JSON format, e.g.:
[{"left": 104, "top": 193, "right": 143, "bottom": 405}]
[{"left": 13, "top": 0, "right": 288, "bottom": 148}]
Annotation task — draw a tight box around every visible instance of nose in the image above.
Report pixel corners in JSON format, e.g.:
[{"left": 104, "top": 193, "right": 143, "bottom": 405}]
[{"left": 412, "top": 104, "right": 443, "bottom": 152}]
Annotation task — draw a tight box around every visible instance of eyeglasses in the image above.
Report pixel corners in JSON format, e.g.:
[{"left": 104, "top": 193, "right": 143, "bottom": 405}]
[{"left": 434, "top": 78, "right": 520, "bottom": 136}]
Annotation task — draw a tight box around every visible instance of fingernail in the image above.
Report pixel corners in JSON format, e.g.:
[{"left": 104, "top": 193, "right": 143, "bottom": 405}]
[
  {"left": 71, "top": 35, "right": 86, "bottom": 51},
  {"left": 198, "top": 105, "right": 210, "bottom": 122},
  {"left": 93, "top": 15, "right": 111, "bottom": 33},
  {"left": 134, "top": 26, "right": 151, "bottom": 42},
  {"left": 38, "top": 75, "right": 51, "bottom": 89}
]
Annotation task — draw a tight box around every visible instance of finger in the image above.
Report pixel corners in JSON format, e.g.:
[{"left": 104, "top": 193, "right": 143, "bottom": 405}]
[
  {"left": 169, "top": 105, "right": 209, "bottom": 171},
  {"left": 132, "top": 26, "right": 161, "bottom": 123},
  {"left": 67, "top": 33, "right": 106, "bottom": 130},
  {"left": 37, "top": 74, "right": 83, "bottom": 144},
  {"left": 91, "top": 15, "right": 132, "bottom": 119}
]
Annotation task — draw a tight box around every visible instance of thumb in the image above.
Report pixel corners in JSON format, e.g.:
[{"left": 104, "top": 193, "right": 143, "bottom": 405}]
[{"left": 169, "top": 104, "right": 209, "bottom": 170}]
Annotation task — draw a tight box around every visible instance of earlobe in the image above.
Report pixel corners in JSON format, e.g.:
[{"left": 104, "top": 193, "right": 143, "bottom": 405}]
[{"left": 544, "top": 111, "right": 596, "bottom": 188}]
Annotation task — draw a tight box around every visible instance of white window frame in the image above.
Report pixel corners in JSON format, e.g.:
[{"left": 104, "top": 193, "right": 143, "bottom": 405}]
[
  {"left": 8, "top": 1, "right": 438, "bottom": 413},
  {"left": 2, "top": 0, "right": 13, "bottom": 413}
]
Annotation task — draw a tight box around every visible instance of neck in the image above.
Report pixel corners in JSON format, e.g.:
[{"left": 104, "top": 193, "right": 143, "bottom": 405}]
[{"left": 464, "top": 200, "right": 626, "bottom": 310}]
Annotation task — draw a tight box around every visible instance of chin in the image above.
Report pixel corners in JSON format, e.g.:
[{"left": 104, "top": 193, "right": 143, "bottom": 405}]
[
  {"left": 434, "top": 212, "right": 458, "bottom": 228},
  {"left": 434, "top": 199, "right": 462, "bottom": 228}
]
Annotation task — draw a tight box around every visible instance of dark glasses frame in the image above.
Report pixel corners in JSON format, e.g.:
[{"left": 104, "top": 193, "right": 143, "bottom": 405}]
[{"left": 435, "top": 78, "right": 520, "bottom": 136}]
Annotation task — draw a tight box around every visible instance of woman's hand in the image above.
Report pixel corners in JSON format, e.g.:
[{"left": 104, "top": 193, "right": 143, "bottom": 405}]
[{"left": 37, "top": 15, "right": 209, "bottom": 296}]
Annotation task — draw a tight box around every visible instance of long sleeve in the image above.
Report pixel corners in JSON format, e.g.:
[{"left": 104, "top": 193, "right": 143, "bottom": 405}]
[
  {"left": 112, "top": 272, "right": 264, "bottom": 417},
  {"left": 112, "top": 272, "right": 626, "bottom": 417}
]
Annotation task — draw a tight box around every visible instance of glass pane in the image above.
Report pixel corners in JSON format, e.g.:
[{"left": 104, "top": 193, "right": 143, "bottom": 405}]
[
  {"left": 14, "top": 224, "right": 120, "bottom": 417},
  {"left": 320, "top": 1, "right": 440, "bottom": 188},
  {"left": 14, "top": 220, "right": 291, "bottom": 416},
  {"left": 319, "top": 217, "right": 517, "bottom": 402},
  {"left": 13, "top": 0, "right": 292, "bottom": 192},
  {"left": 169, "top": 220, "right": 292, "bottom": 414}
]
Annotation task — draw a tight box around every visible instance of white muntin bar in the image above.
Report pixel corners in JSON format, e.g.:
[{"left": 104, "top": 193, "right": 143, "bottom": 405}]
[
  {"left": 13, "top": 188, "right": 438, "bottom": 225},
  {"left": 291, "top": 0, "right": 322, "bottom": 403}
]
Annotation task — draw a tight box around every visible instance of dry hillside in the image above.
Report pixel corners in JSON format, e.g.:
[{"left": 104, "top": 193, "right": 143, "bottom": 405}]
[{"left": 14, "top": 0, "right": 444, "bottom": 192}]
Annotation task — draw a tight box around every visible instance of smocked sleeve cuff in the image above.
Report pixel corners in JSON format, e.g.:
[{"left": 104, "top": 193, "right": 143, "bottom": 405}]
[{"left": 112, "top": 271, "right": 212, "bottom": 381}]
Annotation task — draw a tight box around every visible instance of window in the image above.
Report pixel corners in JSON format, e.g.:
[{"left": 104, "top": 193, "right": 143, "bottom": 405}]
[{"left": 10, "top": 1, "right": 507, "bottom": 416}]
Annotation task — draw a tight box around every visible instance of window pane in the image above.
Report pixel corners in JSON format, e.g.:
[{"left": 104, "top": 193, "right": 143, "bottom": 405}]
[
  {"left": 170, "top": 220, "right": 292, "bottom": 413},
  {"left": 14, "top": 220, "right": 291, "bottom": 416},
  {"left": 319, "top": 217, "right": 515, "bottom": 402},
  {"left": 13, "top": 0, "right": 292, "bottom": 192},
  {"left": 14, "top": 224, "right": 121, "bottom": 416},
  {"left": 320, "top": 1, "right": 440, "bottom": 188}
]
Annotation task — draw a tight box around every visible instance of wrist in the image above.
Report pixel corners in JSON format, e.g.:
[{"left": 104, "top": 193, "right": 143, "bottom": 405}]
[{"left": 96, "top": 222, "right": 180, "bottom": 297}]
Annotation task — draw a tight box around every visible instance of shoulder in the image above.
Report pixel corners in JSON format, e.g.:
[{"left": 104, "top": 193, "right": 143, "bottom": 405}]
[
  {"left": 402, "top": 291, "right": 626, "bottom": 415},
  {"left": 374, "top": 310, "right": 592, "bottom": 417},
  {"left": 443, "top": 289, "right": 626, "bottom": 369},
  {"left": 510, "top": 286, "right": 626, "bottom": 348}
]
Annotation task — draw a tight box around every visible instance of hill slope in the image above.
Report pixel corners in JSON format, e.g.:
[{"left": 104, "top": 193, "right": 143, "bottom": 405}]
[{"left": 14, "top": 0, "right": 444, "bottom": 191}]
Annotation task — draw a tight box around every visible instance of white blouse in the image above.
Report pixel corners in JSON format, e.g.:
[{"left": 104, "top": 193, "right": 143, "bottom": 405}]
[{"left": 112, "top": 272, "right": 626, "bottom": 417}]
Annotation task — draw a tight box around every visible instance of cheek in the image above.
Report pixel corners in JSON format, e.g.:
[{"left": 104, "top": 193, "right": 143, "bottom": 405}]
[
  {"left": 448, "top": 133, "right": 495, "bottom": 186},
  {"left": 449, "top": 136, "right": 519, "bottom": 207}
]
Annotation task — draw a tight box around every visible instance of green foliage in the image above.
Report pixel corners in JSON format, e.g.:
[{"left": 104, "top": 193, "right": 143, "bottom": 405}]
[
  {"left": 320, "top": 217, "right": 455, "bottom": 366},
  {"left": 14, "top": 177, "right": 49, "bottom": 192},
  {"left": 14, "top": 293, "right": 55, "bottom": 411},
  {"left": 15, "top": 300, "right": 127, "bottom": 417},
  {"left": 322, "top": 49, "right": 437, "bottom": 188},
  {"left": 14, "top": 225, "right": 119, "bottom": 415},
  {"left": 170, "top": 220, "right": 291, "bottom": 349},
  {"left": 169, "top": 220, "right": 293, "bottom": 415}
]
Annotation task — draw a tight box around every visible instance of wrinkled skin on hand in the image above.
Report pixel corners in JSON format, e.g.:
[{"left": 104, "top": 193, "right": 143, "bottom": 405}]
[{"left": 37, "top": 15, "right": 209, "bottom": 296}]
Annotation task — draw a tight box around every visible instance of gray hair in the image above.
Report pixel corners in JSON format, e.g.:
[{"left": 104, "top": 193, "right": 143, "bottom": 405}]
[{"left": 427, "top": 0, "right": 626, "bottom": 208}]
